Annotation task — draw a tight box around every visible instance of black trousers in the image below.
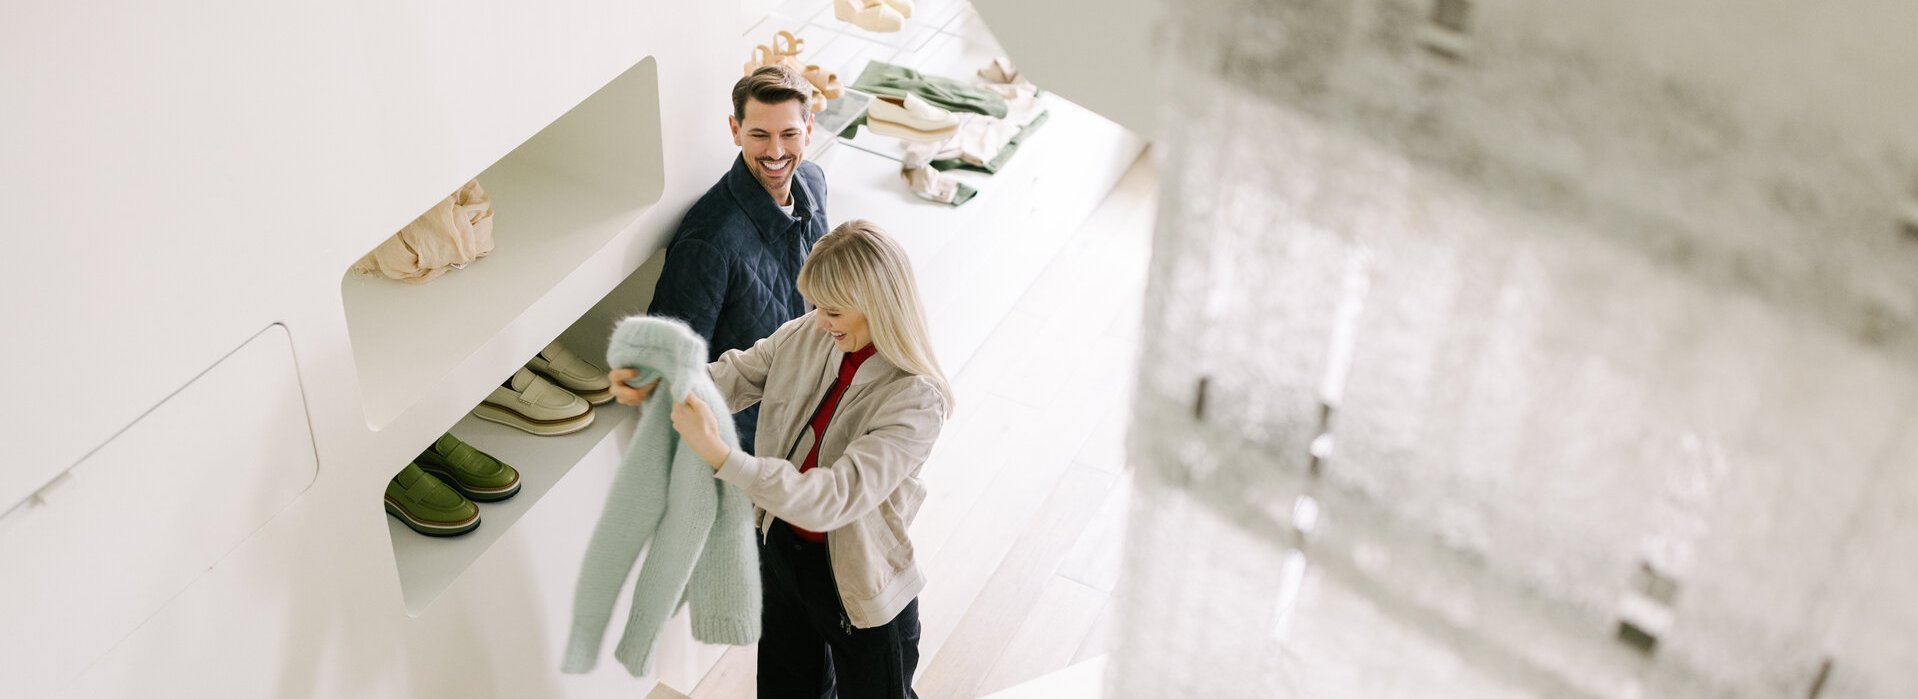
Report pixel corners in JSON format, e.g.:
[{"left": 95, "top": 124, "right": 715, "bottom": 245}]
[{"left": 757, "top": 521, "right": 921, "bottom": 699}]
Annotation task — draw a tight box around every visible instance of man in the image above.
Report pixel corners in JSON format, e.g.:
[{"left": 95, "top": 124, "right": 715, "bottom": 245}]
[{"left": 648, "top": 64, "right": 828, "bottom": 454}]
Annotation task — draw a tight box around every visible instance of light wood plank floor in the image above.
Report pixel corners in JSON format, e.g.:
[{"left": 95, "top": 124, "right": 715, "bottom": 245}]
[{"left": 691, "top": 152, "right": 1157, "bottom": 698}]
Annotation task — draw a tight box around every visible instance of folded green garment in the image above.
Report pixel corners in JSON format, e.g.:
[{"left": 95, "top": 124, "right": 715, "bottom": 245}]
[
  {"left": 852, "top": 60, "right": 1008, "bottom": 118},
  {"left": 839, "top": 113, "right": 872, "bottom": 141},
  {"left": 948, "top": 182, "right": 979, "bottom": 206}
]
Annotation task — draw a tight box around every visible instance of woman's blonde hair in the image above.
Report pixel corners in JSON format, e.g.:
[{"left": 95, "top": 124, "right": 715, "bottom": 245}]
[{"left": 797, "top": 220, "right": 954, "bottom": 414}]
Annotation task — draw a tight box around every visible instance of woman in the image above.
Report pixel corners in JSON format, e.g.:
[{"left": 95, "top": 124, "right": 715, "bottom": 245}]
[{"left": 608, "top": 219, "right": 952, "bottom": 699}]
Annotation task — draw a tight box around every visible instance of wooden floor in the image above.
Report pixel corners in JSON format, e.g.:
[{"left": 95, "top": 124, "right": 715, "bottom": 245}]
[{"left": 690, "top": 153, "right": 1157, "bottom": 698}]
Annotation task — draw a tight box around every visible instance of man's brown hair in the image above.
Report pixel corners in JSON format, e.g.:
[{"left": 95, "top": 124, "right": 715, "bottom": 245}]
[{"left": 732, "top": 64, "right": 814, "bottom": 121}]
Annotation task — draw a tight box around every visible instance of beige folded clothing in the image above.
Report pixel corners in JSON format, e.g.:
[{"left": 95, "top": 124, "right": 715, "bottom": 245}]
[
  {"left": 977, "top": 56, "right": 1021, "bottom": 85},
  {"left": 900, "top": 165, "right": 975, "bottom": 206},
  {"left": 354, "top": 179, "right": 495, "bottom": 284},
  {"left": 983, "top": 82, "right": 1044, "bottom": 127},
  {"left": 977, "top": 57, "right": 1042, "bottom": 127},
  {"left": 902, "top": 113, "right": 1023, "bottom": 170}
]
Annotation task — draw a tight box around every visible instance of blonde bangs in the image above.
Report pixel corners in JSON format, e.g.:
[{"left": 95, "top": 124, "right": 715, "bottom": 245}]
[{"left": 796, "top": 249, "right": 860, "bottom": 312}]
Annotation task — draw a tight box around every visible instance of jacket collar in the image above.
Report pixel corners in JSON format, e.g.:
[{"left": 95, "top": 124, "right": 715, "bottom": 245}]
[
  {"left": 798, "top": 312, "right": 903, "bottom": 394},
  {"left": 725, "top": 153, "right": 818, "bottom": 248},
  {"left": 831, "top": 343, "right": 901, "bottom": 388}
]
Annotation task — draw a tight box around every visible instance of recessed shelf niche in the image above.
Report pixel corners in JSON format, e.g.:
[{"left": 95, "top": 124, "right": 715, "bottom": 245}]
[
  {"left": 341, "top": 56, "right": 663, "bottom": 430},
  {"left": 383, "top": 251, "right": 666, "bottom": 615}
]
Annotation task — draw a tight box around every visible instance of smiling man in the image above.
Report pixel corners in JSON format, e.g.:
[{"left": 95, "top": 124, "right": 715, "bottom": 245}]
[{"left": 647, "top": 64, "right": 828, "bottom": 454}]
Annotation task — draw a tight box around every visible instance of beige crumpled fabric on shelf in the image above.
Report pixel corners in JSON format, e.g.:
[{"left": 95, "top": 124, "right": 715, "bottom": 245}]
[
  {"left": 901, "top": 112, "right": 1023, "bottom": 170},
  {"left": 982, "top": 82, "right": 1044, "bottom": 127},
  {"left": 353, "top": 179, "right": 495, "bottom": 284},
  {"left": 899, "top": 162, "right": 978, "bottom": 206},
  {"left": 977, "top": 57, "right": 1043, "bottom": 126}
]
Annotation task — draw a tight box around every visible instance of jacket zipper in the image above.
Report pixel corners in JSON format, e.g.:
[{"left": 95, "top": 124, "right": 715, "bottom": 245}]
[{"left": 829, "top": 536, "right": 854, "bottom": 636}]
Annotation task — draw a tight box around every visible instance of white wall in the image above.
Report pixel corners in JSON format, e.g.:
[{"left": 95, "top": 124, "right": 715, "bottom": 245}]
[
  {"left": 968, "top": 0, "right": 1161, "bottom": 138},
  {"left": 0, "top": 1, "right": 746, "bottom": 695}
]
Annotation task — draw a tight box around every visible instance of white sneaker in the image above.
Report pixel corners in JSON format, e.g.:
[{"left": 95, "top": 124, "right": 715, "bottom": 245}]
[
  {"left": 476, "top": 367, "right": 594, "bottom": 436},
  {"left": 526, "top": 341, "right": 613, "bottom": 405}
]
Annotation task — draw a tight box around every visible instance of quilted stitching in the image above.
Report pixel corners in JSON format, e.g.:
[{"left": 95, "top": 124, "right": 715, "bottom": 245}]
[{"left": 649, "top": 156, "right": 829, "bottom": 452}]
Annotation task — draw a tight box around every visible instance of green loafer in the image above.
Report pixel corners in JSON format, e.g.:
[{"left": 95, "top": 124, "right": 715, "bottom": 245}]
[
  {"left": 384, "top": 463, "right": 480, "bottom": 537},
  {"left": 415, "top": 432, "right": 522, "bottom": 502}
]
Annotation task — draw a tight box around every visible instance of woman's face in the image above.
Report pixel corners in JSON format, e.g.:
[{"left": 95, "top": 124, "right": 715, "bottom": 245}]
[{"left": 815, "top": 306, "right": 871, "bottom": 352}]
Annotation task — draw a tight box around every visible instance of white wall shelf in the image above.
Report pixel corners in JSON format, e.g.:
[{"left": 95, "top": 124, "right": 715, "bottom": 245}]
[
  {"left": 343, "top": 56, "right": 665, "bottom": 430},
  {"left": 385, "top": 253, "right": 667, "bottom": 614},
  {"left": 386, "top": 394, "right": 632, "bottom": 615}
]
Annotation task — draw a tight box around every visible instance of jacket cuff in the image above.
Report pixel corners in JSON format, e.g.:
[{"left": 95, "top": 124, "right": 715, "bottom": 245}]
[{"left": 715, "top": 447, "right": 759, "bottom": 486}]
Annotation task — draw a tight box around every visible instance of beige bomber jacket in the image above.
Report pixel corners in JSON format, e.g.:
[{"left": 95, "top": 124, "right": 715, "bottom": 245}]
[{"left": 709, "top": 311, "right": 948, "bottom": 629}]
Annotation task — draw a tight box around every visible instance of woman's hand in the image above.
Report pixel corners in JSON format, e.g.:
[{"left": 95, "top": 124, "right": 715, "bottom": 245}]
[
  {"left": 670, "top": 393, "right": 731, "bottom": 470},
  {"left": 607, "top": 368, "right": 658, "bottom": 406}
]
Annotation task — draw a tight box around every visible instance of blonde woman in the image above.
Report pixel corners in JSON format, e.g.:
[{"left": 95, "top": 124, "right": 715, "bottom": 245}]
[{"left": 609, "top": 220, "right": 952, "bottom": 698}]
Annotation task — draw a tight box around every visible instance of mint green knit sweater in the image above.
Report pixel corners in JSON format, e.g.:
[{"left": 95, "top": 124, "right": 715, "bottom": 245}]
[{"left": 562, "top": 316, "right": 760, "bottom": 676}]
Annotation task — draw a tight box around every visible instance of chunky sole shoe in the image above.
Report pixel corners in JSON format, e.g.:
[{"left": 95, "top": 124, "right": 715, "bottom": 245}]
[
  {"left": 743, "top": 44, "right": 776, "bottom": 75},
  {"left": 416, "top": 432, "right": 522, "bottom": 502},
  {"left": 474, "top": 402, "right": 594, "bottom": 436},
  {"left": 573, "top": 387, "right": 613, "bottom": 406},
  {"left": 525, "top": 341, "right": 615, "bottom": 406},
  {"left": 416, "top": 463, "right": 520, "bottom": 501},
  {"left": 384, "top": 497, "right": 480, "bottom": 537},
  {"left": 481, "top": 367, "right": 593, "bottom": 435},
  {"left": 385, "top": 463, "right": 480, "bottom": 537},
  {"left": 835, "top": 0, "right": 904, "bottom": 32},
  {"left": 869, "top": 118, "right": 958, "bottom": 142},
  {"left": 868, "top": 94, "right": 958, "bottom": 142}
]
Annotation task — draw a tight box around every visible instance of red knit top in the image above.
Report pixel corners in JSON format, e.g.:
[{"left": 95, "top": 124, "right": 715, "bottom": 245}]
[{"left": 789, "top": 343, "right": 878, "bottom": 542}]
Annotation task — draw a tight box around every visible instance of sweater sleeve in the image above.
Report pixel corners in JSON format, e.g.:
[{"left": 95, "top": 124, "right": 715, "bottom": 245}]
[
  {"left": 562, "top": 390, "right": 676, "bottom": 674},
  {"left": 648, "top": 237, "right": 729, "bottom": 343},
  {"left": 714, "top": 377, "right": 944, "bottom": 532},
  {"left": 609, "top": 433, "right": 719, "bottom": 677},
  {"left": 684, "top": 477, "right": 761, "bottom": 645},
  {"left": 685, "top": 376, "right": 761, "bottom": 645}
]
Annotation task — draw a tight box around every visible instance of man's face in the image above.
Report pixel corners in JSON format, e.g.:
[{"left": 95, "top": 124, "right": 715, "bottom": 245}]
[{"left": 730, "top": 97, "right": 813, "bottom": 203}]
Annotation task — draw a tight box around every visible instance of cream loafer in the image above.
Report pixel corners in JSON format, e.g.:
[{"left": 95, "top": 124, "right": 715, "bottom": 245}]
[
  {"left": 867, "top": 93, "right": 958, "bottom": 142},
  {"left": 476, "top": 367, "right": 594, "bottom": 436},
  {"left": 526, "top": 341, "right": 613, "bottom": 405}
]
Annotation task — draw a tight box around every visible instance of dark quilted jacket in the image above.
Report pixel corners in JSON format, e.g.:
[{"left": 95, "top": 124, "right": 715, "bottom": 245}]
[{"left": 649, "top": 154, "right": 828, "bottom": 453}]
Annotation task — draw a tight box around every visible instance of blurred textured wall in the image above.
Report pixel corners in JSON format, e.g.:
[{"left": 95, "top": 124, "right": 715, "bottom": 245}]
[{"left": 1109, "top": 1, "right": 1918, "bottom": 696}]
